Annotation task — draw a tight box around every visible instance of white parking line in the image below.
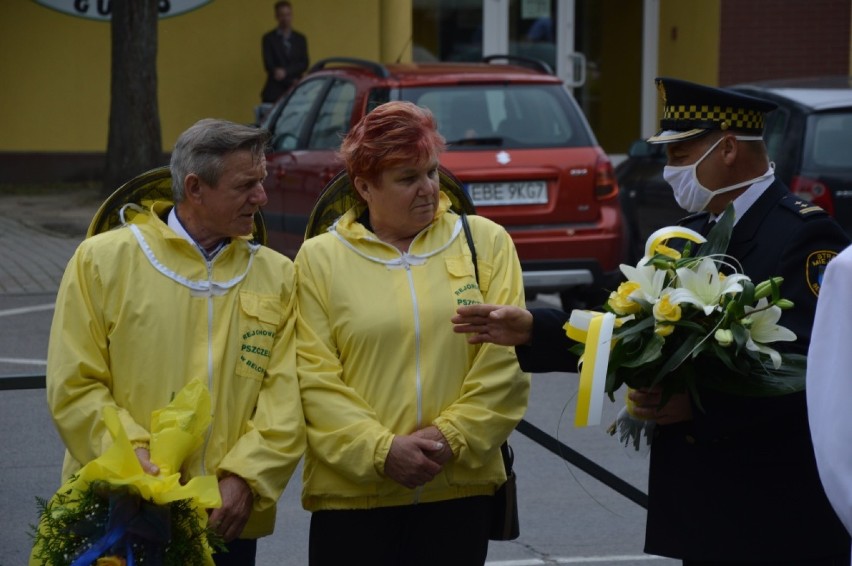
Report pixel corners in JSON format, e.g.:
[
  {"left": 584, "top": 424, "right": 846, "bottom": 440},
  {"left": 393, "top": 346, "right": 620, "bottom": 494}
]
[
  {"left": 0, "top": 303, "right": 55, "bottom": 318},
  {"left": 485, "top": 559, "right": 666, "bottom": 565},
  {"left": 0, "top": 357, "right": 47, "bottom": 366}
]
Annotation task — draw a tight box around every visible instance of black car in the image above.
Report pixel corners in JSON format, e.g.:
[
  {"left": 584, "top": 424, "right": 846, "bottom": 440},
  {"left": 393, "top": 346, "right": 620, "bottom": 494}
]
[{"left": 618, "top": 76, "right": 852, "bottom": 251}]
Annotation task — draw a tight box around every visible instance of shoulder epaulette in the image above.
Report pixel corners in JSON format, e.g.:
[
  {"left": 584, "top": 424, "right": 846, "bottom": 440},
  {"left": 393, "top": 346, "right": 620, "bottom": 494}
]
[{"left": 780, "top": 193, "right": 828, "bottom": 218}]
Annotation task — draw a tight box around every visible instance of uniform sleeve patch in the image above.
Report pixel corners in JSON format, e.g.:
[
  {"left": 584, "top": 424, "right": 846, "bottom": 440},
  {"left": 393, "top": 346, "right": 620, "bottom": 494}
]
[{"left": 807, "top": 250, "right": 839, "bottom": 296}]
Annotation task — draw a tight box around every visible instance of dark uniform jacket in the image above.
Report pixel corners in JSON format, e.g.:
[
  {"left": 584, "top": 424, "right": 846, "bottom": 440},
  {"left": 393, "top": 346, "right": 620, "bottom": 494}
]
[
  {"left": 261, "top": 28, "right": 308, "bottom": 103},
  {"left": 517, "top": 180, "right": 851, "bottom": 562}
]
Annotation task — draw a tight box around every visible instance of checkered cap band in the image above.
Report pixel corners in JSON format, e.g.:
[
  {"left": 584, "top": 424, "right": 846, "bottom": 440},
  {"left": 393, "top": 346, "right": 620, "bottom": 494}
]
[{"left": 662, "top": 104, "right": 764, "bottom": 132}]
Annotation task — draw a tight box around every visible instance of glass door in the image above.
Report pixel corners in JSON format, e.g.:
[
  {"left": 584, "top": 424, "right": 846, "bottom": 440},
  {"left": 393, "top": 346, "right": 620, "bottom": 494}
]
[{"left": 412, "top": 0, "right": 484, "bottom": 62}]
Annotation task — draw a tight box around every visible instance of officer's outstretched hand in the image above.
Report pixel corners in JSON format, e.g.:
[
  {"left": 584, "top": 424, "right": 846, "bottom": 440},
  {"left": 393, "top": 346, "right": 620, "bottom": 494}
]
[{"left": 452, "top": 304, "right": 533, "bottom": 346}]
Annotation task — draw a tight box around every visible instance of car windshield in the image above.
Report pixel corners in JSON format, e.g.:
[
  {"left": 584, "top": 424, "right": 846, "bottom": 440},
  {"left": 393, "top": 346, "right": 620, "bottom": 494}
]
[
  {"left": 399, "top": 84, "right": 590, "bottom": 149},
  {"left": 804, "top": 110, "right": 852, "bottom": 172}
]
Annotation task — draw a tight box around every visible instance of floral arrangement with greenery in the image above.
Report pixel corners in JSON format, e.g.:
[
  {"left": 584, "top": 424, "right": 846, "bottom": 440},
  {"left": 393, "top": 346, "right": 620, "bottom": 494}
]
[
  {"left": 30, "top": 481, "right": 224, "bottom": 566},
  {"left": 30, "top": 379, "right": 225, "bottom": 565},
  {"left": 566, "top": 206, "right": 805, "bottom": 451}
]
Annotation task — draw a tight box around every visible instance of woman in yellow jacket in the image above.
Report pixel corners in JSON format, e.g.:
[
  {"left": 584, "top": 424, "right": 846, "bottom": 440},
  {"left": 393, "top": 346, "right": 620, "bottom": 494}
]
[{"left": 295, "top": 101, "right": 530, "bottom": 565}]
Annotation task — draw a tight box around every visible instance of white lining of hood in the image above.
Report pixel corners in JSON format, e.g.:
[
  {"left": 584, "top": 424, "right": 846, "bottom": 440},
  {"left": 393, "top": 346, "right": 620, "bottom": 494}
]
[
  {"left": 127, "top": 219, "right": 259, "bottom": 297},
  {"left": 329, "top": 215, "right": 464, "bottom": 270}
]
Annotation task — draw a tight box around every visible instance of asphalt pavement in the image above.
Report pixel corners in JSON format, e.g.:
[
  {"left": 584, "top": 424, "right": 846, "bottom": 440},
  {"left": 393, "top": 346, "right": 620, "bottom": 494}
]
[{"left": 0, "top": 187, "right": 675, "bottom": 566}]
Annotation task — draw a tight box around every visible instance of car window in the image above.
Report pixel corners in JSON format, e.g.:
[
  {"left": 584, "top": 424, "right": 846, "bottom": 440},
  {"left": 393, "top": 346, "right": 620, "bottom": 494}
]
[
  {"left": 367, "top": 88, "right": 391, "bottom": 114},
  {"left": 805, "top": 111, "right": 852, "bottom": 170},
  {"left": 762, "top": 106, "right": 789, "bottom": 162},
  {"left": 402, "top": 84, "right": 589, "bottom": 149},
  {"left": 269, "top": 78, "right": 328, "bottom": 151},
  {"left": 307, "top": 80, "right": 356, "bottom": 150}
]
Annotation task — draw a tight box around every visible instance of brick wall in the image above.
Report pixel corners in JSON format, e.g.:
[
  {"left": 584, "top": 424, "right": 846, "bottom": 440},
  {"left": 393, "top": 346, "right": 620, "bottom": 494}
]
[{"left": 719, "top": 0, "right": 850, "bottom": 85}]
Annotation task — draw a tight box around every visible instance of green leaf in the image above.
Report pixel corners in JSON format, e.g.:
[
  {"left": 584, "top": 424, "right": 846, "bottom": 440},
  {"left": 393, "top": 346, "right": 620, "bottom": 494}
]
[
  {"left": 709, "top": 341, "right": 740, "bottom": 373},
  {"left": 730, "top": 322, "right": 747, "bottom": 353},
  {"left": 621, "top": 333, "right": 664, "bottom": 368},
  {"left": 652, "top": 332, "right": 701, "bottom": 387},
  {"left": 738, "top": 279, "right": 755, "bottom": 308},
  {"left": 613, "top": 316, "right": 654, "bottom": 339},
  {"left": 700, "top": 203, "right": 735, "bottom": 258},
  {"left": 683, "top": 367, "right": 705, "bottom": 413},
  {"left": 568, "top": 342, "right": 585, "bottom": 357},
  {"left": 695, "top": 353, "right": 805, "bottom": 397}
]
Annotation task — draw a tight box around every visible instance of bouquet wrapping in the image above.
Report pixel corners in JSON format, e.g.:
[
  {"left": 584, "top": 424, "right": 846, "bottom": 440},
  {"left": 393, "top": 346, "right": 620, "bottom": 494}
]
[
  {"left": 565, "top": 207, "right": 805, "bottom": 450},
  {"left": 30, "top": 379, "right": 223, "bottom": 565}
]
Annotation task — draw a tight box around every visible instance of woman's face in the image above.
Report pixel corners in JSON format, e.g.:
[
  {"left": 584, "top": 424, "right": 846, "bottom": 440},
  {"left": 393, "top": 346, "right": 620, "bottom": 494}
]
[{"left": 356, "top": 158, "right": 441, "bottom": 242}]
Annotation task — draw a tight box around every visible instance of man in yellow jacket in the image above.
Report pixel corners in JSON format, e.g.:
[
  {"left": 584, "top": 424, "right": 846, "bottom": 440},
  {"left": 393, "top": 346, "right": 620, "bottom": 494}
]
[{"left": 45, "top": 119, "right": 305, "bottom": 565}]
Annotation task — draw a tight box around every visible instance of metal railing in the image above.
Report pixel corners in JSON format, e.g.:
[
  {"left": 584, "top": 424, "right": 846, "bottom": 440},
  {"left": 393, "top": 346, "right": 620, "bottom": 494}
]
[{"left": 1, "top": 373, "right": 648, "bottom": 508}]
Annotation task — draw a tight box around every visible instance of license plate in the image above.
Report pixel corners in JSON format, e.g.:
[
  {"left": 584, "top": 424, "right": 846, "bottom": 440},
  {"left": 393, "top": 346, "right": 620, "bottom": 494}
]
[{"left": 466, "top": 181, "right": 548, "bottom": 206}]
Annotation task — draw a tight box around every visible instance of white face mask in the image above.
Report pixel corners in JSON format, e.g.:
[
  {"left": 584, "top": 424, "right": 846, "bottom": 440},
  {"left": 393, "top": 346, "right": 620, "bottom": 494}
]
[{"left": 663, "top": 135, "right": 772, "bottom": 213}]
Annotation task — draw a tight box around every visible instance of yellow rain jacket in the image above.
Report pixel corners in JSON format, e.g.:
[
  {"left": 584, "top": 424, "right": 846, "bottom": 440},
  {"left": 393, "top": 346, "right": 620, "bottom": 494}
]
[
  {"left": 296, "top": 193, "right": 530, "bottom": 511},
  {"left": 46, "top": 201, "right": 305, "bottom": 538}
]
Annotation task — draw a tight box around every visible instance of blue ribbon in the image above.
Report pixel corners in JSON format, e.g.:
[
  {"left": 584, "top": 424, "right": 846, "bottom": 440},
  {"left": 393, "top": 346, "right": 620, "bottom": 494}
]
[
  {"left": 70, "top": 524, "right": 127, "bottom": 566},
  {"left": 70, "top": 486, "right": 171, "bottom": 564}
]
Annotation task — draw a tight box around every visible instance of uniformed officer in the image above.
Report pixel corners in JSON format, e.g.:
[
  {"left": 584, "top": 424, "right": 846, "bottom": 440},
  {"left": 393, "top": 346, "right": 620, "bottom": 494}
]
[{"left": 452, "top": 77, "right": 851, "bottom": 564}]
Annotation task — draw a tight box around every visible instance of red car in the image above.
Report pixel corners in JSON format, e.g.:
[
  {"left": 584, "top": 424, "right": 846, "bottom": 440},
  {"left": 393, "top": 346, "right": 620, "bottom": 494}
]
[{"left": 260, "top": 56, "right": 626, "bottom": 309}]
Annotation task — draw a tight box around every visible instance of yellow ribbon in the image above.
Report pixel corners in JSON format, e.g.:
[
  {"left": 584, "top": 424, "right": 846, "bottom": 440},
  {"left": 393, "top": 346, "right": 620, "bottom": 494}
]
[
  {"left": 643, "top": 225, "right": 706, "bottom": 261},
  {"left": 565, "top": 310, "right": 615, "bottom": 427}
]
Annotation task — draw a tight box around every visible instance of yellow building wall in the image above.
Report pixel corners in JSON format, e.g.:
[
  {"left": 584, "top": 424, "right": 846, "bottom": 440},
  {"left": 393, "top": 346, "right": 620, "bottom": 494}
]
[
  {"left": 658, "top": 0, "right": 720, "bottom": 85},
  {"left": 596, "top": 0, "right": 643, "bottom": 153},
  {"left": 0, "top": 0, "right": 410, "bottom": 153}
]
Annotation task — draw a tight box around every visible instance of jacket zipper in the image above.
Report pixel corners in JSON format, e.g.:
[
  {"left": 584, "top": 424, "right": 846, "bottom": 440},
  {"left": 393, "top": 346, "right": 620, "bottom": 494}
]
[
  {"left": 200, "top": 258, "right": 215, "bottom": 477},
  {"left": 403, "top": 259, "right": 425, "bottom": 504}
]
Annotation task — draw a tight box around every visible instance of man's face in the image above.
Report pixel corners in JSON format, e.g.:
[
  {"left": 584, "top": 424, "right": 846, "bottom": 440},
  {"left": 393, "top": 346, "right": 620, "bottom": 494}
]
[
  {"left": 664, "top": 133, "right": 727, "bottom": 191},
  {"left": 275, "top": 5, "right": 293, "bottom": 29},
  {"left": 194, "top": 150, "right": 268, "bottom": 240}
]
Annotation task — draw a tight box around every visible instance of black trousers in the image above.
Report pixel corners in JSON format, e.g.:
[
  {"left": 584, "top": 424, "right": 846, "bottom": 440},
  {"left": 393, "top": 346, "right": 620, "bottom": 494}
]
[
  {"left": 309, "top": 496, "right": 492, "bottom": 566},
  {"left": 213, "top": 537, "right": 258, "bottom": 566}
]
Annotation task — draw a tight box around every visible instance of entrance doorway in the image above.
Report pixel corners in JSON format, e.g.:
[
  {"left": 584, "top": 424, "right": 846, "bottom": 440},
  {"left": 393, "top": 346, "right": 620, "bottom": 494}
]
[{"left": 411, "top": 0, "right": 645, "bottom": 153}]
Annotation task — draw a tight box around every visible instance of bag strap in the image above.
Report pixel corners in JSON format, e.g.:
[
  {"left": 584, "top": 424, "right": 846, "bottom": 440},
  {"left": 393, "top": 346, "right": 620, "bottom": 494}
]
[
  {"left": 460, "top": 213, "right": 479, "bottom": 283},
  {"left": 460, "top": 213, "right": 513, "bottom": 475}
]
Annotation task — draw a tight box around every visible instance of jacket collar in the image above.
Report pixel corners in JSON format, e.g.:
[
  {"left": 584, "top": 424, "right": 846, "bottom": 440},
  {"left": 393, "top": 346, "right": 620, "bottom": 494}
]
[{"left": 329, "top": 192, "right": 462, "bottom": 269}]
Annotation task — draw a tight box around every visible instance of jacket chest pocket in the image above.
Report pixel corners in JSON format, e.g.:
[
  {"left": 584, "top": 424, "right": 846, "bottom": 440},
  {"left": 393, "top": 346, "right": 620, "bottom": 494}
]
[
  {"left": 445, "top": 256, "right": 485, "bottom": 307},
  {"left": 236, "top": 291, "right": 282, "bottom": 381}
]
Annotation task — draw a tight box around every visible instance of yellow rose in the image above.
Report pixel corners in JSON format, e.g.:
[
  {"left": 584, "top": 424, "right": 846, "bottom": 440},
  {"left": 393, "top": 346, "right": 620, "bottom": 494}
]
[
  {"left": 96, "top": 558, "right": 126, "bottom": 566},
  {"left": 607, "top": 281, "right": 642, "bottom": 315},
  {"left": 654, "top": 323, "right": 674, "bottom": 336},
  {"left": 653, "top": 294, "right": 682, "bottom": 322}
]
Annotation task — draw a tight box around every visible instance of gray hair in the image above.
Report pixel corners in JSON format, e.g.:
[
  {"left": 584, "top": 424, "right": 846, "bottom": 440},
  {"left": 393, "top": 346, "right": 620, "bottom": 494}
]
[{"left": 170, "top": 118, "right": 271, "bottom": 202}]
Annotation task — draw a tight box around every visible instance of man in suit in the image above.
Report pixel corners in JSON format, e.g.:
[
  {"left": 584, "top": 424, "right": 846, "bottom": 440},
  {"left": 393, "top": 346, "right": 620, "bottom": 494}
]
[
  {"left": 261, "top": 1, "right": 309, "bottom": 104},
  {"left": 452, "top": 78, "right": 851, "bottom": 564}
]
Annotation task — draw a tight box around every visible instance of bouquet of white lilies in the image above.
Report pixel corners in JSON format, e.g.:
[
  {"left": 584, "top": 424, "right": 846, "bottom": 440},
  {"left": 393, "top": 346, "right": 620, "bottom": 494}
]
[{"left": 565, "top": 206, "right": 805, "bottom": 451}]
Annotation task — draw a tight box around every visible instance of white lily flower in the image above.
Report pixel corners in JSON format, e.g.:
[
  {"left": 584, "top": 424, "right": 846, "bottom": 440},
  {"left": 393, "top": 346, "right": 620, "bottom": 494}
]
[
  {"left": 744, "top": 298, "right": 797, "bottom": 369},
  {"left": 619, "top": 262, "right": 668, "bottom": 303},
  {"left": 667, "top": 257, "right": 750, "bottom": 315}
]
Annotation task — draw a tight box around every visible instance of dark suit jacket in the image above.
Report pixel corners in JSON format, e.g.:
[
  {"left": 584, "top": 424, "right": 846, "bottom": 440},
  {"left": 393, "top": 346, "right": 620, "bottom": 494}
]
[
  {"left": 517, "top": 180, "right": 851, "bottom": 561},
  {"left": 261, "top": 28, "right": 308, "bottom": 103}
]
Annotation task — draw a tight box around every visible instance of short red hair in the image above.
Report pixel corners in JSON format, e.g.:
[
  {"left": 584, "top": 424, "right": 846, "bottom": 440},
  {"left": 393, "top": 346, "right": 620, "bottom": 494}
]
[{"left": 340, "top": 101, "right": 446, "bottom": 184}]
